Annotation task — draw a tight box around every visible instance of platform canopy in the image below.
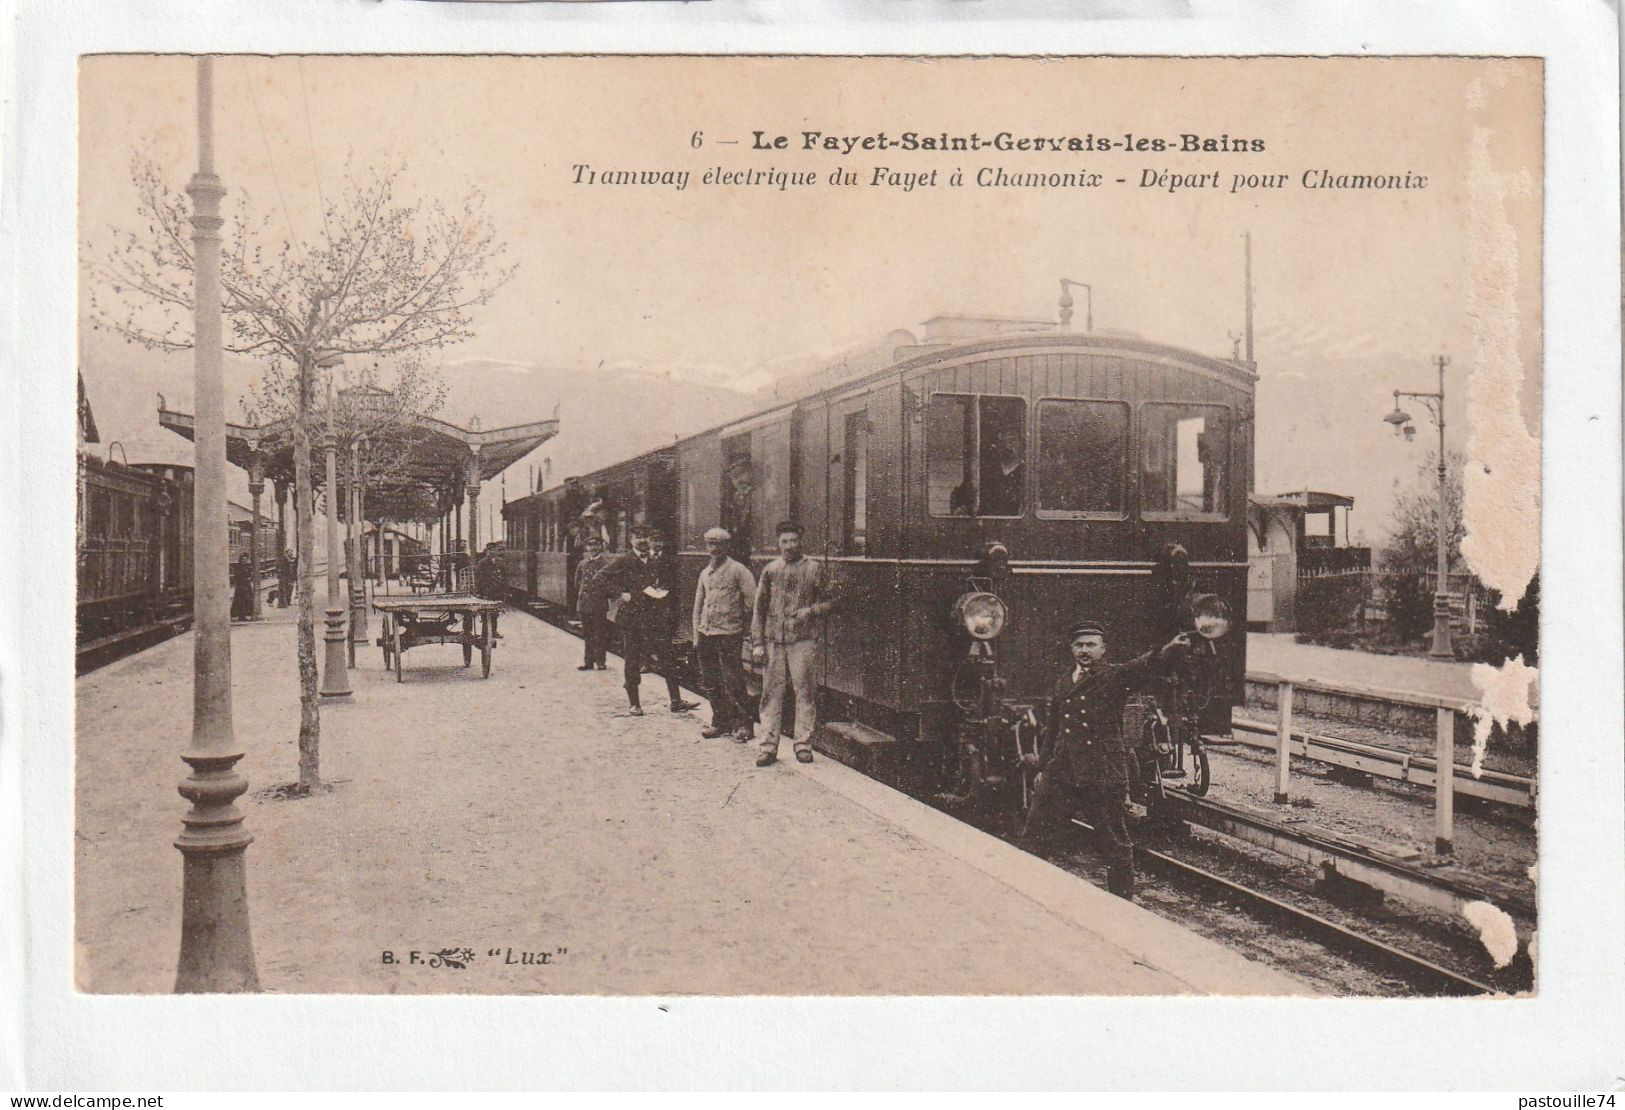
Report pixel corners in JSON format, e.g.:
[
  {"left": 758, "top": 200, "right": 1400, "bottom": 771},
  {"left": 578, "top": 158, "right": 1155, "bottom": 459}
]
[{"left": 158, "top": 388, "right": 559, "bottom": 523}]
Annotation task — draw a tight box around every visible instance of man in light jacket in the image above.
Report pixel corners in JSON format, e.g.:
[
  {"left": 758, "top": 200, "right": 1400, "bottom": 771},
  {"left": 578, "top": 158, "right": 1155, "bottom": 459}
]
[
  {"left": 750, "top": 520, "right": 841, "bottom": 766},
  {"left": 691, "top": 526, "right": 757, "bottom": 742}
]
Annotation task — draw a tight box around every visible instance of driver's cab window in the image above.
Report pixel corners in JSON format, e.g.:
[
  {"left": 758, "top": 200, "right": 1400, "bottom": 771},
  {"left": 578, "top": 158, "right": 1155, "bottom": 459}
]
[{"left": 926, "top": 393, "right": 1027, "bottom": 518}]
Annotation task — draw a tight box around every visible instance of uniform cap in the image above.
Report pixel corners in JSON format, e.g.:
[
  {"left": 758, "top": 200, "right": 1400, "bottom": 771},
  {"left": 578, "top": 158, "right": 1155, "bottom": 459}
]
[
  {"left": 703, "top": 526, "right": 731, "bottom": 542},
  {"left": 1068, "top": 619, "right": 1107, "bottom": 641}
]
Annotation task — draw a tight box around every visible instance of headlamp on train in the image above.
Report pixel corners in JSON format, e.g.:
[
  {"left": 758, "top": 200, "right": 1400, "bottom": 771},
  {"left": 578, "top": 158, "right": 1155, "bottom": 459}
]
[
  {"left": 1188, "top": 593, "right": 1234, "bottom": 640},
  {"left": 952, "top": 591, "right": 1008, "bottom": 641}
]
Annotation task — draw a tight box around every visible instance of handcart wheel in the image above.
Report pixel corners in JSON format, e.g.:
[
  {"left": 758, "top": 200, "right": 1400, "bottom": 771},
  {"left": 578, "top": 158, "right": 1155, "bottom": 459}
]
[
  {"left": 481, "top": 612, "right": 493, "bottom": 679},
  {"left": 393, "top": 615, "right": 404, "bottom": 683}
]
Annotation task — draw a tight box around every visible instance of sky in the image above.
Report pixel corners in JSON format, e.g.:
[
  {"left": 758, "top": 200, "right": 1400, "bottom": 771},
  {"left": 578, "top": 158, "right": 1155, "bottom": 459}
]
[{"left": 77, "top": 55, "right": 1543, "bottom": 546}]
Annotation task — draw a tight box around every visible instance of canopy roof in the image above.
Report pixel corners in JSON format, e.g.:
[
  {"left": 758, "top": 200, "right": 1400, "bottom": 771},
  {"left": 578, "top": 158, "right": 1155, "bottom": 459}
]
[
  {"left": 1249, "top": 489, "right": 1355, "bottom": 512},
  {"left": 158, "top": 390, "right": 559, "bottom": 522}
]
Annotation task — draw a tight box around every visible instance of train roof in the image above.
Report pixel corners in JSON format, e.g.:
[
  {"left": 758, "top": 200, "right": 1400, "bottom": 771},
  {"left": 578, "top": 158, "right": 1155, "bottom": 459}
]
[{"left": 513, "top": 329, "right": 1256, "bottom": 506}]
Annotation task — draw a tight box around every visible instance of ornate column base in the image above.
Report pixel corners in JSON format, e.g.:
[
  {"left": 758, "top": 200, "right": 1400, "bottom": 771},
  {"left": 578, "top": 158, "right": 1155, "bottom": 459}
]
[
  {"left": 174, "top": 750, "right": 260, "bottom": 993},
  {"left": 321, "top": 606, "right": 353, "bottom": 697},
  {"left": 1428, "top": 593, "right": 1455, "bottom": 659}
]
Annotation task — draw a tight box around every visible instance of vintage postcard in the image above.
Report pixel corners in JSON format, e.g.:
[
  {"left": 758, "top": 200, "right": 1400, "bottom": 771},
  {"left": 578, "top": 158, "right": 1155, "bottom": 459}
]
[{"left": 69, "top": 53, "right": 1547, "bottom": 1005}]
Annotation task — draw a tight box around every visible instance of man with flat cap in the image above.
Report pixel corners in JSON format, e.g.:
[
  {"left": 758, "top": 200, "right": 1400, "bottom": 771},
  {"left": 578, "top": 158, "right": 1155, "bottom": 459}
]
[
  {"left": 1020, "top": 617, "right": 1192, "bottom": 900},
  {"left": 691, "top": 526, "right": 758, "bottom": 741}
]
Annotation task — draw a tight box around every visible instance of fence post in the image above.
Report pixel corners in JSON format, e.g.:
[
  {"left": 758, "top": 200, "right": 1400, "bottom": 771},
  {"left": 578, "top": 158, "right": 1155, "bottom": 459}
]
[
  {"left": 1274, "top": 680, "right": 1294, "bottom": 804},
  {"left": 1434, "top": 704, "right": 1455, "bottom": 858}
]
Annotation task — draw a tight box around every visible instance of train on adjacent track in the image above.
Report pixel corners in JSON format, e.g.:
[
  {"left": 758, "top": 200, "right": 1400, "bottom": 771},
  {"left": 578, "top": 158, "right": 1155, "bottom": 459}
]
[
  {"left": 76, "top": 453, "right": 197, "bottom": 669},
  {"left": 502, "top": 325, "right": 1256, "bottom": 813}
]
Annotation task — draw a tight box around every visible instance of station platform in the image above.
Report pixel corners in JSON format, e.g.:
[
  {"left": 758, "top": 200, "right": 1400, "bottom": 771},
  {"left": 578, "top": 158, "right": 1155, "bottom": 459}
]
[
  {"left": 75, "top": 602, "right": 1311, "bottom": 996},
  {"left": 1247, "top": 631, "right": 1535, "bottom": 707}
]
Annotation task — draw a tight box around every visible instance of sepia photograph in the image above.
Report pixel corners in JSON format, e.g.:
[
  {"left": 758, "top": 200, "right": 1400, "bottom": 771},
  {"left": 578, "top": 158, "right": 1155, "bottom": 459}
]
[{"left": 67, "top": 53, "right": 1549, "bottom": 1003}]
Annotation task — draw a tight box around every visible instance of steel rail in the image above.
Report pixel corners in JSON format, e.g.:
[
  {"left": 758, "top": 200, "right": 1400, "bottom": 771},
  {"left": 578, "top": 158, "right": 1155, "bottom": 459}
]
[{"left": 1067, "top": 817, "right": 1503, "bottom": 997}]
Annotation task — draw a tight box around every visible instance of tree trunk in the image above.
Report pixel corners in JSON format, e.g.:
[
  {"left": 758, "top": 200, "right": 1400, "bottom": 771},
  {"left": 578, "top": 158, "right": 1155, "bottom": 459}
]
[{"left": 293, "top": 359, "right": 322, "bottom": 788}]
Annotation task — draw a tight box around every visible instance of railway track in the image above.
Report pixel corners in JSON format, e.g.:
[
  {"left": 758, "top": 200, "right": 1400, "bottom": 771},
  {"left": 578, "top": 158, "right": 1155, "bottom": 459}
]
[
  {"left": 1064, "top": 811, "right": 1524, "bottom": 996},
  {"left": 510, "top": 597, "right": 1530, "bottom": 995}
]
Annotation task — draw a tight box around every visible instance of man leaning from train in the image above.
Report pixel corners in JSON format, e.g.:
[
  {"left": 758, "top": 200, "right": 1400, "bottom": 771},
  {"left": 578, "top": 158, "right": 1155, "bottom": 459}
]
[
  {"left": 1018, "top": 618, "right": 1193, "bottom": 901},
  {"left": 750, "top": 520, "right": 842, "bottom": 767},
  {"left": 691, "top": 526, "right": 757, "bottom": 743},
  {"left": 599, "top": 525, "right": 699, "bottom": 716}
]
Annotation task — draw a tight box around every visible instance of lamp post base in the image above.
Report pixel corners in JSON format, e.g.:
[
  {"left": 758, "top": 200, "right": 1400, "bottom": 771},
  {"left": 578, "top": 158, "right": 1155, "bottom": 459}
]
[
  {"left": 321, "top": 605, "right": 353, "bottom": 697},
  {"left": 174, "top": 750, "right": 260, "bottom": 993},
  {"left": 1428, "top": 593, "right": 1455, "bottom": 659}
]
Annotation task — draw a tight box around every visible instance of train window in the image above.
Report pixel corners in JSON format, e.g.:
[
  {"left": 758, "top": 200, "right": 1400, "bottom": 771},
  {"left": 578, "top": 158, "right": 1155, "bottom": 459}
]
[
  {"left": 926, "top": 394, "right": 1026, "bottom": 518},
  {"left": 720, "top": 434, "right": 753, "bottom": 560},
  {"left": 1140, "top": 403, "right": 1231, "bottom": 520},
  {"left": 842, "top": 411, "right": 868, "bottom": 553},
  {"left": 1036, "top": 400, "right": 1129, "bottom": 518}
]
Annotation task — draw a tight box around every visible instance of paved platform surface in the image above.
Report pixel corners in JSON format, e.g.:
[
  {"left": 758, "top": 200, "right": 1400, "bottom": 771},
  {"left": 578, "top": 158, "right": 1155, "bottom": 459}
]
[
  {"left": 1247, "top": 632, "right": 1534, "bottom": 706},
  {"left": 75, "top": 603, "right": 1309, "bottom": 996}
]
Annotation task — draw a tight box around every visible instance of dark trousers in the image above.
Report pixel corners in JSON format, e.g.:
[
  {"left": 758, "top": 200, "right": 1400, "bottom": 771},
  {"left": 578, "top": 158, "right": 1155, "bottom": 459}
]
[
  {"left": 581, "top": 609, "right": 609, "bottom": 666},
  {"left": 697, "top": 633, "right": 751, "bottom": 732},
  {"left": 622, "top": 626, "right": 680, "bottom": 707},
  {"left": 1021, "top": 758, "right": 1134, "bottom": 873}
]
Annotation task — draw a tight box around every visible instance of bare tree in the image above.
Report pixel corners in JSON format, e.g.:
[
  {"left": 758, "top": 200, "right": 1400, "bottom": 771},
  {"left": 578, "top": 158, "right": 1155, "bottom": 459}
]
[
  {"left": 90, "top": 151, "right": 513, "bottom": 789},
  {"left": 1381, "top": 450, "right": 1466, "bottom": 641}
]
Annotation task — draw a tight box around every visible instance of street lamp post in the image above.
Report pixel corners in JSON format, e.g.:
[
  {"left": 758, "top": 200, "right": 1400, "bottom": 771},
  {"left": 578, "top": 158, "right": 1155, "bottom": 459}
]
[
  {"left": 349, "top": 434, "right": 369, "bottom": 665},
  {"left": 321, "top": 373, "right": 353, "bottom": 698},
  {"left": 175, "top": 54, "right": 259, "bottom": 993},
  {"left": 1382, "top": 354, "right": 1454, "bottom": 659}
]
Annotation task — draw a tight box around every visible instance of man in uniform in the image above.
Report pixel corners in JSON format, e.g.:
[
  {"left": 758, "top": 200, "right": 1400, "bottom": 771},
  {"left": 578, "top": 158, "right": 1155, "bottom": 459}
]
[
  {"left": 750, "top": 520, "right": 841, "bottom": 766},
  {"left": 691, "top": 526, "right": 757, "bottom": 742},
  {"left": 573, "top": 533, "right": 613, "bottom": 670},
  {"left": 473, "top": 541, "right": 506, "bottom": 640},
  {"left": 1019, "top": 619, "right": 1191, "bottom": 901},
  {"left": 598, "top": 526, "right": 698, "bottom": 716}
]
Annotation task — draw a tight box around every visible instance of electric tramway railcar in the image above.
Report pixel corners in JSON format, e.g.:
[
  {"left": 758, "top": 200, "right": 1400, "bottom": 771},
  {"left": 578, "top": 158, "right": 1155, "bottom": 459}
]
[{"left": 503, "top": 326, "right": 1254, "bottom": 816}]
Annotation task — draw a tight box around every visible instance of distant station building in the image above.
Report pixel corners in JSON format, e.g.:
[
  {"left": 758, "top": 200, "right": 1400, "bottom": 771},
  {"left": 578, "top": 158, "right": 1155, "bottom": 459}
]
[{"left": 1247, "top": 490, "right": 1371, "bottom": 632}]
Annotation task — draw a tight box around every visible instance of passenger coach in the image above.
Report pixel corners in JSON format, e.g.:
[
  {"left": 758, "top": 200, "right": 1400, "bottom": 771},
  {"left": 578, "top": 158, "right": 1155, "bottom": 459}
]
[{"left": 504, "top": 324, "right": 1255, "bottom": 795}]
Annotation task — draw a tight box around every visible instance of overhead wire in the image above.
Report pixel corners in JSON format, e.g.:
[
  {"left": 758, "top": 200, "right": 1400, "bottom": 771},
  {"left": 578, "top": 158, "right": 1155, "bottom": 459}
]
[
  {"left": 242, "top": 59, "right": 307, "bottom": 274},
  {"left": 295, "top": 56, "right": 335, "bottom": 250}
]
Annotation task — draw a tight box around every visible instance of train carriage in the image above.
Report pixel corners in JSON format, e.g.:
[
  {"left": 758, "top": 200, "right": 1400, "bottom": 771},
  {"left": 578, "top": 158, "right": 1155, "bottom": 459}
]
[
  {"left": 507, "top": 324, "right": 1254, "bottom": 805},
  {"left": 76, "top": 455, "right": 195, "bottom": 654}
]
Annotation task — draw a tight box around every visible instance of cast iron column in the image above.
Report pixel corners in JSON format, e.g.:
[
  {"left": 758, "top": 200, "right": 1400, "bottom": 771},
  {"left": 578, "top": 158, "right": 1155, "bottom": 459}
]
[
  {"left": 466, "top": 447, "right": 481, "bottom": 557},
  {"left": 348, "top": 437, "right": 368, "bottom": 660},
  {"left": 247, "top": 449, "right": 265, "bottom": 620},
  {"left": 273, "top": 478, "right": 288, "bottom": 607},
  {"left": 175, "top": 54, "right": 259, "bottom": 993},
  {"left": 321, "top": 383, "right": 352, "bottom": 697},
  {"left": 1428, "top": 354, "right": 1454, "bottom": 659}
]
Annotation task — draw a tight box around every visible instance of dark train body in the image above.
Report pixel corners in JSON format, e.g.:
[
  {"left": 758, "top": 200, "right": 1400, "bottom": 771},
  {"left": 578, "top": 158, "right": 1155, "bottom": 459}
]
[
  {"left": 76, "top": 454, "right": 196, "bottom": 661},
  {"left": 503, "top": 330, "right": 1254, "bottom": 786}
]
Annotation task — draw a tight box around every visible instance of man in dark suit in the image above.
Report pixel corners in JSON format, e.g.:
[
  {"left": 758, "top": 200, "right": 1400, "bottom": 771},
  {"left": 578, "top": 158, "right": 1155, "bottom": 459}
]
[
  {"left": 1019, "top": 619, "right": 1191, "bottom": 900},
  {"left": 473, "top": 542, "right": 506, "bottom": 639},
  {"left": 573, "top": 533, "right": 613, "bottom": 670},
  {"left": 598, "top": 526, "right": 699, "bottom": 716}
]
